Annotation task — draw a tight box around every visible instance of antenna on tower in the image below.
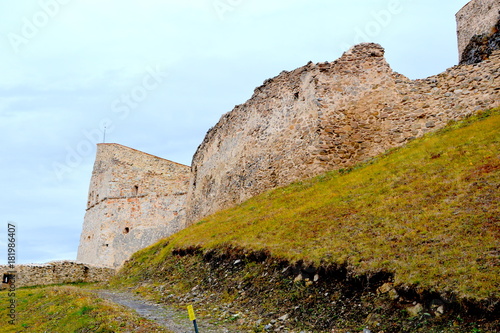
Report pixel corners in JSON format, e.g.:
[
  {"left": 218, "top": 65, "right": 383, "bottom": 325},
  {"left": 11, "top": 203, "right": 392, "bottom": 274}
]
[{"left": 103, "top": 126, "right": 107, "bottom": 143}]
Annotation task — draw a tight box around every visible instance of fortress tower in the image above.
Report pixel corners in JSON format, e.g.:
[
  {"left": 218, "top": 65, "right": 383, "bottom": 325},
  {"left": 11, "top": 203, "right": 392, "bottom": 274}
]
[
  {"left": 456, "top": 0, "right": 500, "bottom": 63},
  {"left": 77, "top": 144, "right": 190, "bottom": 267}
]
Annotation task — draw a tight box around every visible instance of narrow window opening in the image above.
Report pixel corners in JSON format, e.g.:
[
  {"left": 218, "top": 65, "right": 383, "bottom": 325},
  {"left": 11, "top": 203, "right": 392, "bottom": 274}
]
[
  {"left": 133, "top": 185, "right": 139, "bottom": 196},
  {"left": 87, "top": 236, "right": 91, "bottom": 240},
  {"left": 124, "top": 227, "right": 130, "bottom": 234},
  {"left": 105, "top": 244, "right": 109, "bottom": 247}
]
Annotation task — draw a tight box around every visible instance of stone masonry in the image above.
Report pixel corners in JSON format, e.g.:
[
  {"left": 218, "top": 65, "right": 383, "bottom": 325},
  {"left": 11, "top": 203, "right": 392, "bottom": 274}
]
[
  {"left": 456, "top": 0, "right": 500, "bottom": 63},
  {"left": 77, "top": 144, "right": 190, "bottom": 267},
  {"left": 185, "top": 44, "right": 500, "bottom": 224},
  {"left": 0, "top": 261, "right": 115, "bottom": 289}
]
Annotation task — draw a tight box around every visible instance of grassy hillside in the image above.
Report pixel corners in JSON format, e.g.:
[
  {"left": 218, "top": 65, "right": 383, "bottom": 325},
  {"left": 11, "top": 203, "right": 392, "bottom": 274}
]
[
  {"left": 122, "top": 108, "right": 499, "bottom": 303},
  {"left": 0, "top": 285, "right": 171, "bottom": 332}
]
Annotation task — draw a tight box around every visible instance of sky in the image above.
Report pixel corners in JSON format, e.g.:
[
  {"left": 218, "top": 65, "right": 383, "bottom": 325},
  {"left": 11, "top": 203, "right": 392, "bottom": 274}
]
[{"left": 0, "top": 0, "right": 471, "bottom": 265}]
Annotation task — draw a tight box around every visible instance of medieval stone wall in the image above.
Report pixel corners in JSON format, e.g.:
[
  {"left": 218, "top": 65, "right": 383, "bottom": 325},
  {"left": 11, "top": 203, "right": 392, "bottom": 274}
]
[
  {"left": 77, "top": 144, "right": 190, "bottom": 267},
  {"left": 185, "top": 44, "right": 500, "bottom": 224},
  {"left": 0, "top": 261, "right": 115, "bottom": 289},
  {"left": 456, "top": 0, "right": 500, "bottom": 62}
]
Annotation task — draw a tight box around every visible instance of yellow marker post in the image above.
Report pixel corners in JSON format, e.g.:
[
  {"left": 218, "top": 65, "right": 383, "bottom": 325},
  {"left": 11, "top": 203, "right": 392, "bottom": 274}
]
[{"left": 187, "top": 305, "right": 199, "bottom": 333}]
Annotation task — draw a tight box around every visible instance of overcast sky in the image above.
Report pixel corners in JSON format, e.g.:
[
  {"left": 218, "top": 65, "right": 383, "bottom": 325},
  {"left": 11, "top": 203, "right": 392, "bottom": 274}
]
[{"left": 0, "top": 0, "right": 470, "bottom": 265}]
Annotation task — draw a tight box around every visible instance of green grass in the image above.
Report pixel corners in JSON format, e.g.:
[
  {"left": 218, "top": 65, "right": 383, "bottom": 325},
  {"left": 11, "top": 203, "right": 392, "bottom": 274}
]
[
  {"left": 123, "top": 108, "right": 500, "bottom": 302},
  {"left": 0, "top": 285, "right": 172, "bottom": 332}
]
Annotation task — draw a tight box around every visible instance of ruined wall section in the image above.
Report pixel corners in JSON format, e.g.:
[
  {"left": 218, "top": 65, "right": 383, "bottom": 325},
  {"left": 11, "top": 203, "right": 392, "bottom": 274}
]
[
  {"left": 185, "top": 60, "right": 323, "bottom": 225},
  {"left": 185, "top": 43, "right": 500, "bottom": 224},
  {"left": 314, "top": 46, "right": 500, "bottom": 170},
  {"left": 0, "top": 261, "right": 114, "bottom": 289},
  {"left": 456, "top": 0, "right": 500, "bottom": 63},
  {"left": 77, "top": 144, "right": 190, "bottom": 267}
]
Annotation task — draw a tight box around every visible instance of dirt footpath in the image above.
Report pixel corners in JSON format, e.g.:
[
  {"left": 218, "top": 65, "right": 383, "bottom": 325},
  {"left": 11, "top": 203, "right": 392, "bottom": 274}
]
[{"left": 96, "top": 289, "right": 230, "bottom": 333}]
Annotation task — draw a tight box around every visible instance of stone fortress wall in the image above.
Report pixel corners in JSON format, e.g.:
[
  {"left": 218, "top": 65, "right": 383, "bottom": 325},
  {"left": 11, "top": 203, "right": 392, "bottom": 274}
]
[
  {"left": 0, "top": 261, "right": 115, "bottom": 289},
  {"left": 77, "top": 144, "right": 190, "bottom": 267},
  {"left": 185, "top": 43, "right": 500, "bottom": 223},
  {"left": 456, "top": 0, "right": 500, "bottom": 63},
  {"left": 74, "top": 0, "right": 500, "bottom": 269}
]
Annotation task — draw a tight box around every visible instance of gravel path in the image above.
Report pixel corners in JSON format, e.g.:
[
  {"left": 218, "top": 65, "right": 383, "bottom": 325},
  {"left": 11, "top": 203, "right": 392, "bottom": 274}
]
[{"left": 96, "top": 290, "right": 229, "bottom": 333}]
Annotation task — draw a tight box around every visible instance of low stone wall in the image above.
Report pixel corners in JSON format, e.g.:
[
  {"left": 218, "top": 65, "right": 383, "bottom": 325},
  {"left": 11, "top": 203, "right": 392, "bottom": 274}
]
[{"left": 0, "top": 261, "right": 115, "bottom": 289}]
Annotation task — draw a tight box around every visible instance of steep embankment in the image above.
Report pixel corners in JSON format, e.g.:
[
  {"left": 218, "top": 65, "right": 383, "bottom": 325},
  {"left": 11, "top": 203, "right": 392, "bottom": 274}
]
[{"left": 115, "top": 109, "right": 500, "bottom": 332}]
